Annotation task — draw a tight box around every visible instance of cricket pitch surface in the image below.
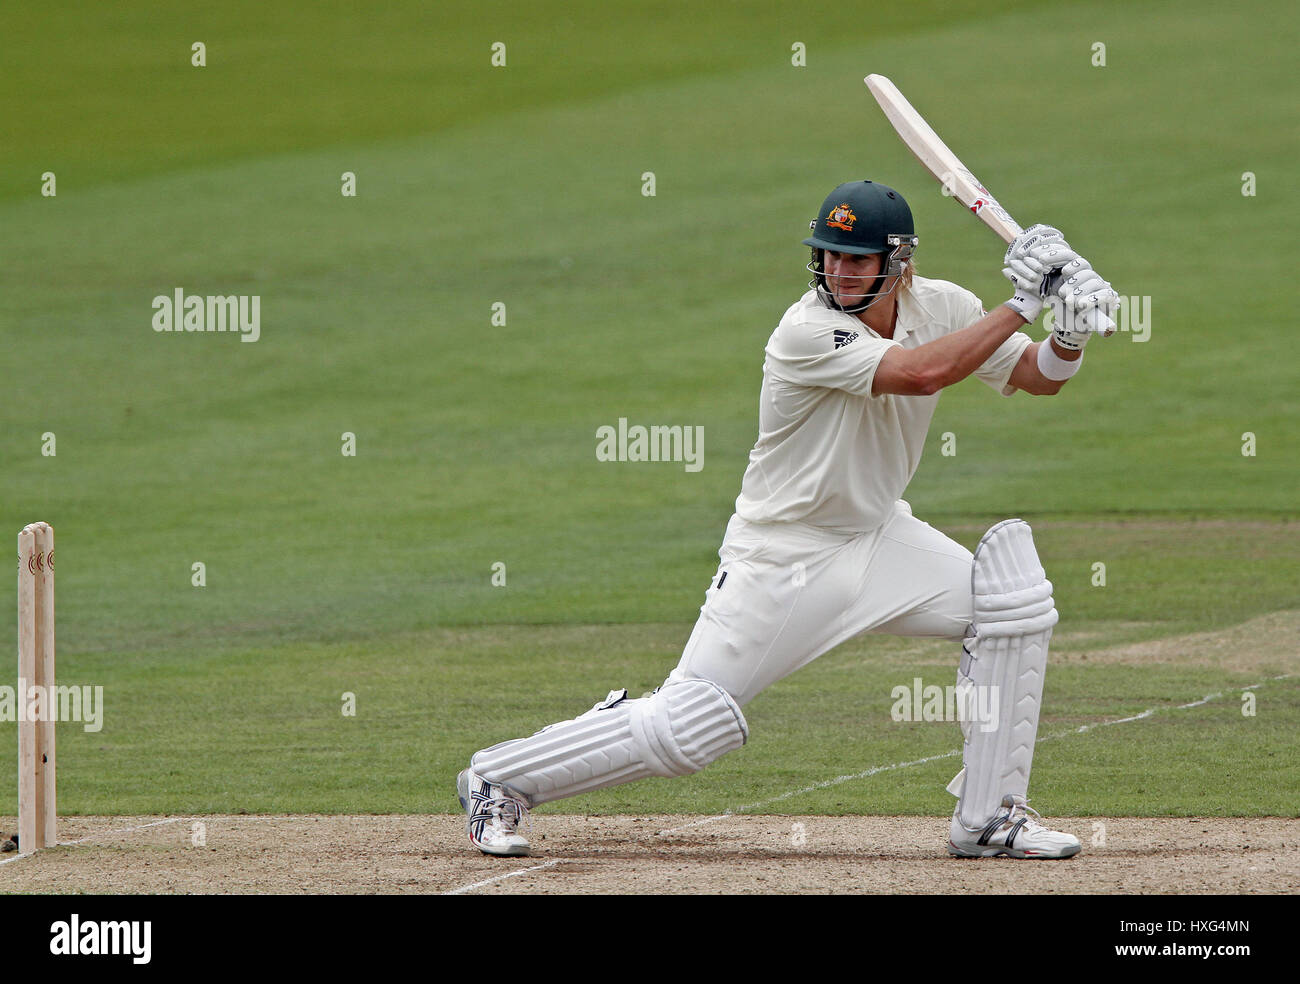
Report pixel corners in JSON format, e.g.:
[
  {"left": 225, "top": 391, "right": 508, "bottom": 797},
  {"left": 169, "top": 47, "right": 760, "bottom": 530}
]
[{"left": 2, "top": 815, "right": 1295, "bottom": 894}]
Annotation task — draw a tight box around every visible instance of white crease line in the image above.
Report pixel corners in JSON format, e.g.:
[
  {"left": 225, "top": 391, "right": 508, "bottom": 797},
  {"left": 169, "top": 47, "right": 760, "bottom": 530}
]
[
  {"left": 59, "top": 816, "right": 195, "bottom": 844},
  {"left": 443, "top": 858, "right": 572, "bottom": 895},
  {"left": 657, "top": 673, "right": 1295, "bottom": 837},
  {"left": 658, "top": 748, "right": 964, "bottom": 835},
  {"left": 0, "top": 814, "right": 317, "bottom": 866},
  {"left": 0, "top": 816, "right": 196, "bottom": 865}
]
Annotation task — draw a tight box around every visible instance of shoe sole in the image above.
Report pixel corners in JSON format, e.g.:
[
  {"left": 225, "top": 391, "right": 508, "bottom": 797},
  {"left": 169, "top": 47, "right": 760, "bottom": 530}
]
[
  {"left": 472, "top": 838, "right": 531, "bottom": 858},
  {"left": 948, "top": 840, "right": 1081, "bottom": 860}
]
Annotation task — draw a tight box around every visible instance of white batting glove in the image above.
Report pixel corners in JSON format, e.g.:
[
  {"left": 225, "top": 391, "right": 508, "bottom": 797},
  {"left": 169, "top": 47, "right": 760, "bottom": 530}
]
[
  {"left": 1044, "top": 306, "right": 1094, "bottom": 351},
  {"left": 1055, "top": 257, "right": 1115, "bottom": 312},
  {"left": 1003, "top": 224, "right": 1065, "bottom": 280},
  {"left": 1049, "top": 256, "right": 1119, "bottom": 342},
  {"left": 1010, "top": 224, "right": 1066, "bottom": 252},
  {"left": 1003, "top": 227, "right": 1077, "bottom": 323}
]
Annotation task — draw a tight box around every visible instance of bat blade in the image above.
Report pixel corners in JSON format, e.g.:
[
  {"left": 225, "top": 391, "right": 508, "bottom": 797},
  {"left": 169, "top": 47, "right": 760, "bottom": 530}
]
[{"left": 865, "top": 74, "right": 1023, "bottom": 244}]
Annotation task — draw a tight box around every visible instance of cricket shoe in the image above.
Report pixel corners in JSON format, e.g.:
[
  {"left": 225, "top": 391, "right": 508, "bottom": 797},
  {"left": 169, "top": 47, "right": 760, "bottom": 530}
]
[
  {"left": 457, "top": 768, "right": 532, "bottom": 857},
  {"left": 948, "top": 794, "right": 1081, "bottom": 859}
]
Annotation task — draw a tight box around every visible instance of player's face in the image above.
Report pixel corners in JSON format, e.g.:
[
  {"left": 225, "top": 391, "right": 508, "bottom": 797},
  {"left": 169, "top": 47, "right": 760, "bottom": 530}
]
[{"left": 822, "top": 250, "right": 882, "bottom": 308}]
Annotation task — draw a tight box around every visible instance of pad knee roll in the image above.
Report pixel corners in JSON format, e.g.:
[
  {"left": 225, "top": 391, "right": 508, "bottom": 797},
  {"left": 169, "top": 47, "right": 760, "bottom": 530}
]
[{"left": 471, "top": 678, "right": 748, "bottom": 806}]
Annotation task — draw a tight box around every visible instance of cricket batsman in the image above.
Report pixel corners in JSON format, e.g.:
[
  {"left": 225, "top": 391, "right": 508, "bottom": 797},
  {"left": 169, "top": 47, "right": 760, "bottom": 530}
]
[{"left": 457, "top": 179, "right": 1119, "bottom": 859}]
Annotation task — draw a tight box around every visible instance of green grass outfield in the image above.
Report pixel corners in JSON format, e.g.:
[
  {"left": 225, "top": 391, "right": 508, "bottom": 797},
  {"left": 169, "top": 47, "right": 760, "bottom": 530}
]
[{"left": 1, "top": 1, "right": 1296, "bottom": 819}]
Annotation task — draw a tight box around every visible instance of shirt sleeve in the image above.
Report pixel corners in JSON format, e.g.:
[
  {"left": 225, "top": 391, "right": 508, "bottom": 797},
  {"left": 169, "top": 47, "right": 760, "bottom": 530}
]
[
  {"left": 946, "top": 284, "right": 1033, "bottom": 397},
  {"left": 765, "top": 314, "right": 900, "bottom": 396},
  {"left": 975, "top": 330, "right": 1034, "bottom": 396}
]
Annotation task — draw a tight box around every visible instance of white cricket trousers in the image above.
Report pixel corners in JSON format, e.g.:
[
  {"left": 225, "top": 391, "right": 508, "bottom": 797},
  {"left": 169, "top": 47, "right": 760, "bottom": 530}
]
[{"left": 670, "top": 501, "right": 974, "bottom": 706}]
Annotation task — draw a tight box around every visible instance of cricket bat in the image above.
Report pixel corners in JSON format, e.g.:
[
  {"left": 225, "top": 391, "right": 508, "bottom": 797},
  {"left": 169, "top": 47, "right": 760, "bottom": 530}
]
[{"left": 865, "top": 74, "right": 1024, "bottom": 244}]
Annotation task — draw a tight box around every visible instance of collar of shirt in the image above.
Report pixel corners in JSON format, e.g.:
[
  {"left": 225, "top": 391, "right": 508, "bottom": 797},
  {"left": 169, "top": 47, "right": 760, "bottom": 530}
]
[{"left": 856, "top": 284, "right": 919, "bottom": 343}]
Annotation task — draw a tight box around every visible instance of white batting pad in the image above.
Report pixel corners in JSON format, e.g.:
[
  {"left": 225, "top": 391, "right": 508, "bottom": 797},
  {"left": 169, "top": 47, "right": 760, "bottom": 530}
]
[
  {"left": 472, "top": 678, "right": 748, "bottom": 806},
  {"left": 948, "top": 519, "right": 1059, "bottom": 829}
]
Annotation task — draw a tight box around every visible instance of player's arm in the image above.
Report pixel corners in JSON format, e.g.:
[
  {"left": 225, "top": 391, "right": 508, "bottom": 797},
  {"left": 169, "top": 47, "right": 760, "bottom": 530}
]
[
  {"left": 1005, "top": 338, "right": 1082, "bottom": 396},
  {"left": 874, "top": 228, "right": 1114, "bottom": 397},
  {"left": 875, "top": 227, "right": 1072, "bottom": 396},
  {"left": 873, "top": 305, "right": 1029, "bottom": 396}
]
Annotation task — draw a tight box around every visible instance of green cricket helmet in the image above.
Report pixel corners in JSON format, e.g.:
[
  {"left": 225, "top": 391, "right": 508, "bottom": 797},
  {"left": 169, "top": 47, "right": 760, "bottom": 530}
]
[{"left": 804, "top": 180, "right": 918, "bottom": 312}]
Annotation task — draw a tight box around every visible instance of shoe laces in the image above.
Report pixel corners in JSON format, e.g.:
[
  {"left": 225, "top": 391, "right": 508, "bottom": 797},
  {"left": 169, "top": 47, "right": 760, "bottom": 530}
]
[
  {"left": 483, "top": 788, "right": 531, "bottom": 838},
  {"left": 1003, "top": 795, "right": 1045, "bottom": 831}
]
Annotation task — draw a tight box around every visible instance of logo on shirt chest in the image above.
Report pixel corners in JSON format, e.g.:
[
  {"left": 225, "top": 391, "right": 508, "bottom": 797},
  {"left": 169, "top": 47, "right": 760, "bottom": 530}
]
[{"left": 834, "top": 328, "right": 860, "bottom": 349}]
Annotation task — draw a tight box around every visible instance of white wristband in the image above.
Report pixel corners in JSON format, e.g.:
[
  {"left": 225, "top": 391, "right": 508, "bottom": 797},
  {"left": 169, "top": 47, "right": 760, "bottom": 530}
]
[{"left": 1037, "top": 340, "right": 1082, "bottom": 381}]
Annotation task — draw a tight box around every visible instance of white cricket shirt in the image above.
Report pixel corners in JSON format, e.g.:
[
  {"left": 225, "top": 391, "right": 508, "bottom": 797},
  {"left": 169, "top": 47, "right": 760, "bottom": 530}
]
[{"left": 734, "top": 276, "right": 1032, "bottom": 533}]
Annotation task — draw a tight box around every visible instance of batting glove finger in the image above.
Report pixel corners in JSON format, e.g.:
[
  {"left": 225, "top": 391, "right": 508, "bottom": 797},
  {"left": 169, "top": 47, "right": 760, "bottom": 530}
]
[
  {"left": 1056, "top": 255, "right": 1093, "bottom": 279},
  {"left": 1027, "top": 241, "right": 1077, "bottom": 270},
  {"left": 1022, "top": 223, "right": 1065, "bottom": 243},
  {"left": 1057, "top": 271, "right": 1109, "bottom": 305},
  {"left": 1004, "top": 254, "right": 1044, "bottom": 283},
  {"left": 1005, "top": 224, "right": 1066, "bottom": 268},
  {"left": 1069, "top": 284, "right": 1118, "bottom": 317}
]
